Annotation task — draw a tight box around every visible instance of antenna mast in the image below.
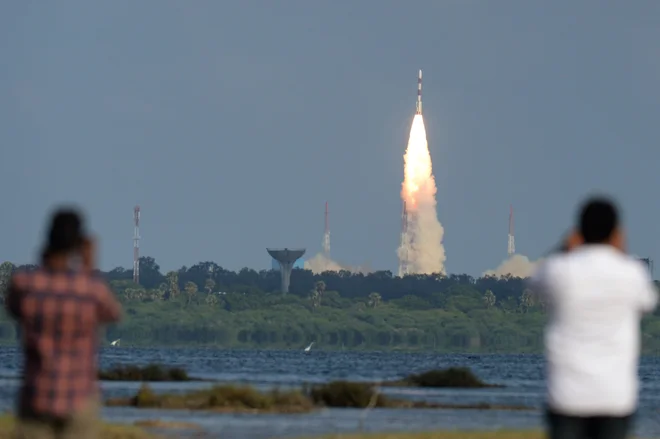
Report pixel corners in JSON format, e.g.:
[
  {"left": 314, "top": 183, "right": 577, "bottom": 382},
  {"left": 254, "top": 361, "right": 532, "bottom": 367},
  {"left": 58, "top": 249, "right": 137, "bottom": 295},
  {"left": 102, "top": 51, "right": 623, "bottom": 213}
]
[
  {"left": 507, "top": 204, "right": 515, "bottom": 257},
  {"left": 133, "top": 206, "right": 141, "bottom": 284}
]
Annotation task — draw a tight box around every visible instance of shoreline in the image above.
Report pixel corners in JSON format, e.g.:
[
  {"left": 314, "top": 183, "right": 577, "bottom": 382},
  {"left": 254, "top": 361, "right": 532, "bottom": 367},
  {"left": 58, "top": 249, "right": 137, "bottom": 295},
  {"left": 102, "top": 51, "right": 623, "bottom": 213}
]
[
  {"left": 0, "top": 415, "right": 158, "bottom": 438},
  {"left": 298, "top": 433, "right": 543, "bottom": 439}
]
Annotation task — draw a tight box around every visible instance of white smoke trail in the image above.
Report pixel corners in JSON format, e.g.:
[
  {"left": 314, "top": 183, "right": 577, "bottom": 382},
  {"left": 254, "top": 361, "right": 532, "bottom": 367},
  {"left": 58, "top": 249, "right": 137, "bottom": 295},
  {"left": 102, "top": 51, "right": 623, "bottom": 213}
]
[
  {"left": 398, "top": 114, "right": 446, "bottom": 275},
  {"left": 482, "top": 254, "right": 541, "bottom": 278},
  {"left": 304, "top": 253, "right": 372, "bottom": 275}
]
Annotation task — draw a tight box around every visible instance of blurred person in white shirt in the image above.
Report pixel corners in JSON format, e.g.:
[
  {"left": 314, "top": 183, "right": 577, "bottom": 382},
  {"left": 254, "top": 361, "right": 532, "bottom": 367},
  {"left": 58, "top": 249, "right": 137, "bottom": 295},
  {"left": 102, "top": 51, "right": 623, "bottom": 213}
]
[{"left": 530, "top": 196, "right": 658, "bottom": 439}]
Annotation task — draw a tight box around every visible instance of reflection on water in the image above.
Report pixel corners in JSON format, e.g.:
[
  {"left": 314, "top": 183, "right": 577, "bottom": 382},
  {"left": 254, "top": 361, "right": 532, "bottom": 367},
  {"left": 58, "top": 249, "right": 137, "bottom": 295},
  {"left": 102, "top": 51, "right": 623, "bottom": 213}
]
[{"left": 1, "top": 347, "right": 660, "bottom": 438}]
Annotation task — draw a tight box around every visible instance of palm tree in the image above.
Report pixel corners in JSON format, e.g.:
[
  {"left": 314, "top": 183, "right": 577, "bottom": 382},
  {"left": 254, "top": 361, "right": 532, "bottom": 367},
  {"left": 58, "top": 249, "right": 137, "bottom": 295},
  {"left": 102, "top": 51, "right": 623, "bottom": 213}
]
[
  {"left": 205, "top": 278, "right": 216, "bottom": 295},
  {"left": 309, "top": 290, "right": 321, "bottom": 309},
  {"left": 519, "top": 289, "right": 535, "bottom": 313},
  {"left": 483, "top": 290, "right": 496, "bottom": 308},
  {"left": 314, "top": 281, "right": 326, "bottom": 300},
  {"left": 184, "top": 281, "right": 198, "bottom": 305},
  {"left": 368, "top": 292, "right": 382, "bottom": 308},
  {"left": 123, "top": 289, "right": 135, "bottom": 301},
  {"left": 205, "top": 294, "right": 219, "bottom": 307},
  {"left": 150, "top": 289, "right": 164, "bottom": 301},
  {"left": 165, "top": 271, "right": 179, "bottom": 300}
]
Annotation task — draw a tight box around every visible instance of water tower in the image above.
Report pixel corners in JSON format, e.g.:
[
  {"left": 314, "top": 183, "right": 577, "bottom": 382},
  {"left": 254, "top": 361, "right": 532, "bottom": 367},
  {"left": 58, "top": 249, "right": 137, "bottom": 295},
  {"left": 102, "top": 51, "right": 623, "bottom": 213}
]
[{"left": 267, "top": 248, "right": 306, "bottom": 294}]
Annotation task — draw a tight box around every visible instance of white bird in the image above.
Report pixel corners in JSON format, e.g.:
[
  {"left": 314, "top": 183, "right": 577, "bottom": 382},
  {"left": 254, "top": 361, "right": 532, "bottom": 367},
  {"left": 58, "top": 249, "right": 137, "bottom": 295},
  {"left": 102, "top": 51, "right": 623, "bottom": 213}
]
[
  {"left": 110, "top": 339, "right": 120, "bottom": 347},
  {"left": 304, "top": 342, "right": 314, "bottom": 353}
]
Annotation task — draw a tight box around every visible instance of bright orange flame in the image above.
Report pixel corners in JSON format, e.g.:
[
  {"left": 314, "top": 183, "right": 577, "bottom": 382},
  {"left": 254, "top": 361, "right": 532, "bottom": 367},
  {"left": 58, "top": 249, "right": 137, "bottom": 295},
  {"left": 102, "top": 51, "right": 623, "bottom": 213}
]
[
  {"left": 401, "top": 114, "right": 436, "bottom": 211},
  {"left": 398, "top": 113, "right": 446, "bottom": 276}
]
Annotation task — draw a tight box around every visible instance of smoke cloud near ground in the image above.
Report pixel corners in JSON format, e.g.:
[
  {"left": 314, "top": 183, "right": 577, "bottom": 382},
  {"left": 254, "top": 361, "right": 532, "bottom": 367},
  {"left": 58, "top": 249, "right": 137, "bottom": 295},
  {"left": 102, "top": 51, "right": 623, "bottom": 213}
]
[
  {"left": 304, "top": 253, "right": 371, "bottom": 275},
  {"left": 482, "top": 254, "right": 541, "bottom": 278},
  {"left": 304, "top": 253, "right": 342, "bottom": 273},
  {"left": 398, "top": 114, "right": 446, "bottom": 275}
]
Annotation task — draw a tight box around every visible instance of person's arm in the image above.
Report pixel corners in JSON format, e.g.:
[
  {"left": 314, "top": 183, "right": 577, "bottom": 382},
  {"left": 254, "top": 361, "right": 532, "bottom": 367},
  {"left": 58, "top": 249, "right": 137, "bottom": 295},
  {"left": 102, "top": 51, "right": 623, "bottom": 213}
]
[
  {"left": 528, "top": 258, "right": 552, "bottom": 294},
  {"left": 635, "top": 263, "right": 658, "bottom": 313},
  {"left": 94, "top": 279, "right": 122, "bottom": 324},
  {"left": 81, "top": 236, "right": 121, "bottom": 322}
]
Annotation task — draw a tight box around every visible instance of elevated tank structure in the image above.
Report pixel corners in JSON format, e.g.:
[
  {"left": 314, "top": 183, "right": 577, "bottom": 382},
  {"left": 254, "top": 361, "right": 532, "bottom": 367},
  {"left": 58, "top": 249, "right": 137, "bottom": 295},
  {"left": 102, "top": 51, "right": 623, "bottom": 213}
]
[
  {"left": 267, "top": 248, "right": 306, "bottom": 294},
  {"left": 271, "top": 258, "right": 305, "bottom": 271}
]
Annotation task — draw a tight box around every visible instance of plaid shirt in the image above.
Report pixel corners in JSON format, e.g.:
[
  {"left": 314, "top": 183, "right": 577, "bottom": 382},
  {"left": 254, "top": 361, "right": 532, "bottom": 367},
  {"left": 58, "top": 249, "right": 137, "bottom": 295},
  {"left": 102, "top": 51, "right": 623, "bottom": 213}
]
[{"left": 5, "top": 268, "right": 121, "bottom": 418}]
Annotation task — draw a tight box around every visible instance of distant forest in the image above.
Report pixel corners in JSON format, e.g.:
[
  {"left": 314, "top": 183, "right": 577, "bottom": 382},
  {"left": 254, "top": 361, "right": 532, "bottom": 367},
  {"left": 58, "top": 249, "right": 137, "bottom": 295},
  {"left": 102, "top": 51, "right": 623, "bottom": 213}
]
[{"left": 1, "top": 257, "right": 660, "bottom": 354}]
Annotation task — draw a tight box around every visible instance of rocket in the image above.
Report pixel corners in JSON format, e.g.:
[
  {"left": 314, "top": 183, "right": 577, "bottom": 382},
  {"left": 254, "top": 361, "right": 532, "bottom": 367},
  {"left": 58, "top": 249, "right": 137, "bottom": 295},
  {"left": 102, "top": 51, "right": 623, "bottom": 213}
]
[{"left": 416, "top": 69, "right": 423, "bottom": 115}]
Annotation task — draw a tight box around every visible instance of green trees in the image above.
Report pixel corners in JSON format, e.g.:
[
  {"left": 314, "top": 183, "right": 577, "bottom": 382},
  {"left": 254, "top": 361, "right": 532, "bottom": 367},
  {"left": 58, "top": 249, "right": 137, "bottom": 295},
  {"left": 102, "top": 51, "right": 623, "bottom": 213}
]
[
  {"left": 184, "top": 281, "right": 198, "bottom": 305},
  {"left": 483, "top": 290, "right": 496, "bottom": 308},
  {"left": 205, "top": 294, "right": 219, "bottom": 307},
  {"left": 165, "top": 271, "right": 180, "bottom": 299},
  {"left": 205, "top": 278, "right": 216, "bottom": 295},
  {"left": 519, "top": 289, "right": 535, "bottom": 313},
  {"left": 309, "top": 281, "right": 326, "bottom": 310},
  {"left": 0, "top": 262, "right": 15, "bottom": 299},
  {"left": 368, "top": 293, "right": 382, "bottom": 308},
  {"left": 1, "top": 256, "right": 659, "bottom": 354}
]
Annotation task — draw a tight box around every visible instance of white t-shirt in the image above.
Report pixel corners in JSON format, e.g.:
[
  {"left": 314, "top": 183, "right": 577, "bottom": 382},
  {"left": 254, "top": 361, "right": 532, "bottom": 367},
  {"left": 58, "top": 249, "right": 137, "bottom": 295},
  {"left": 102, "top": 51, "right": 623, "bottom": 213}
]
[{"left": 530, "top": 245, "right": 658, "bottom": 416}]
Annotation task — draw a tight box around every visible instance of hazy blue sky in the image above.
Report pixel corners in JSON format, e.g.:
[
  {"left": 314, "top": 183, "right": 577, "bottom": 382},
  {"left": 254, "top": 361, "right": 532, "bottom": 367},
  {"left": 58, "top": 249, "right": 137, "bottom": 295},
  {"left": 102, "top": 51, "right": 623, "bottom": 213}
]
[{"left": 2, "top": 1, "right": 660, "bottom": 276}]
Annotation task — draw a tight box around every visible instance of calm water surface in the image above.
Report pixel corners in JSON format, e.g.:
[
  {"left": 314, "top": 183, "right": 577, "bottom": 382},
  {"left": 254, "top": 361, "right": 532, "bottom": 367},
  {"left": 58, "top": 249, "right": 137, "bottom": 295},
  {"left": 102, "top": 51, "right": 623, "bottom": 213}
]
[{"left": 1, "top": 347, "right": 659, "bottom": 438}]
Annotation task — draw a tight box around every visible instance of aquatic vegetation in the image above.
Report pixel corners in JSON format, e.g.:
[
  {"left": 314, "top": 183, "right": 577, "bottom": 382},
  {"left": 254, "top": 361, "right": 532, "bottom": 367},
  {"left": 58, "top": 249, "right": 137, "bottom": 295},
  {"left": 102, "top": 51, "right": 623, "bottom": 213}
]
[
  {"left": 310, "top": 381, "right": 389, "bottom": 408},
  {"left": 309, "top": 381, "right": 527, "bottom": 410},
  {"left": 108, "top": 378, "right": 531, "bottom": 413},
  {"left": 387, "top": 367, "right": 500, "bottom": 388},
  {"left": 107, "top": 383, "right": 314, "bottom": 413}
]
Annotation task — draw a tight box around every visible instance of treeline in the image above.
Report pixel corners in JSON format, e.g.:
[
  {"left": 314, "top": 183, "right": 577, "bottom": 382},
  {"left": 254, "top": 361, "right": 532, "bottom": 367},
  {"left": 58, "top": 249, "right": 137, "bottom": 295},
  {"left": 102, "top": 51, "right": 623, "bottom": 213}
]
[
  {"left": 1, "top": 258, "right": 660, "bottom": 353},
  {"left": 102, "top": 257, "right": 529, "bottom": 305}
]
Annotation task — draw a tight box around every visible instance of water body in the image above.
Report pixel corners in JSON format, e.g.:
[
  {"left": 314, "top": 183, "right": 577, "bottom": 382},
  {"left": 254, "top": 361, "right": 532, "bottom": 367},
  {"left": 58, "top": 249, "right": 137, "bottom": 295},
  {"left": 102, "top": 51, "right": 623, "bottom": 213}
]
[{"left": 0, "top": 348, "right": 659, "bottom": 438}]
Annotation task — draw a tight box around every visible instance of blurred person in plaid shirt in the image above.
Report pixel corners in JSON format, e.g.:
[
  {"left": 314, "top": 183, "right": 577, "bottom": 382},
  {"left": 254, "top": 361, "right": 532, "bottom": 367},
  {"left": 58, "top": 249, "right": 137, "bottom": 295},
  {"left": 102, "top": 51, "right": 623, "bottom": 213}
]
[{"left": 5, "top": 208, "right": 121, "bottom": 438}]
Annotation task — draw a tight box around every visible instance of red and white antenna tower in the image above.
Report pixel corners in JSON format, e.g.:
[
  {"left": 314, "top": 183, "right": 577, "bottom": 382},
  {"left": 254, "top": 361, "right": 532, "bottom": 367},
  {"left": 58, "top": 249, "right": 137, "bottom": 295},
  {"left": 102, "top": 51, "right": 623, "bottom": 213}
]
[
  {"left": 133, "top": 206, "right": 141, "bottom": 284},
  {"left": 507, "top": 204, "right": 515, "bottom": 257},
  {"left": 322, "top": 201, "right": 331, "bottom": 257}
]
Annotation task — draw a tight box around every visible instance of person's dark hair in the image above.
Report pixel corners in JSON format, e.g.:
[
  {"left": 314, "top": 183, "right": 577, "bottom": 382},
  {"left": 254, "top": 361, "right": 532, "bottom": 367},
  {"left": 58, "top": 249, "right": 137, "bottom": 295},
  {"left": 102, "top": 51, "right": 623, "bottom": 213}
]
[
  {"left": 41, "top": 208, "right": 86, "bottom": 262},
  {"left": 578, "top": 196, "right": 620, "bottom": 244}
]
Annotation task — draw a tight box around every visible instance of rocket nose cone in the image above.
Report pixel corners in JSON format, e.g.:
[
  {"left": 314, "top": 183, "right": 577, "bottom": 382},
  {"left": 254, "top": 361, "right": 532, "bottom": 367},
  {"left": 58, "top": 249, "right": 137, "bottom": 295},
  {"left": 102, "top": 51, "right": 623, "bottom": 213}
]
[{"left": 419, "top": 69, "right": 422, "bottom": 78}]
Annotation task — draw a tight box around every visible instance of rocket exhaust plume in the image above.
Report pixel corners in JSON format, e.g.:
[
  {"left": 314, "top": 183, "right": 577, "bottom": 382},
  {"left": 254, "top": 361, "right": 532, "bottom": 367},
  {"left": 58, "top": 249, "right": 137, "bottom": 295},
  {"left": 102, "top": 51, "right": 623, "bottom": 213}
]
[
  {"left": 483, "top": 206, "right": 538, "bottom": 278},
  {"left": 305, "top": 202, "right": 373, "bottom": 275},
  {"left": 398, "top": 70, "right": 446, "bottom": 276}
]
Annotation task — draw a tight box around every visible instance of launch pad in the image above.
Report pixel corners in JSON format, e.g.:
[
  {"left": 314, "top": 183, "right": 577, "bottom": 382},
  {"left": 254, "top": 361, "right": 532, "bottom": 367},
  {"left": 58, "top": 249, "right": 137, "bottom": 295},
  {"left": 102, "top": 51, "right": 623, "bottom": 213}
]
[{"left": 267, "top": 248, "right": 306, "bottom": 294}]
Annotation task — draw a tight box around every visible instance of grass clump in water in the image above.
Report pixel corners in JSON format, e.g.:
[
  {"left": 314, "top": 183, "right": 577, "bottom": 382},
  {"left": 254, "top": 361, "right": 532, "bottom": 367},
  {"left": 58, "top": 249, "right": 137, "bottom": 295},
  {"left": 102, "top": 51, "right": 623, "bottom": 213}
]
[
  {"left": 310, "top": 381, "right": 389, "bottom": 408},
  {"left": 391, "top": 367, "right": 498, "bottom": 388},
  {"left": 99, "top": 364, "right": 191, "bottom": 382},
  {"left": 108, "top": 378, "right": 529, "bottom": 412},
  {"left": 107, "top": 383, "right": 313, "bottom": 413}
]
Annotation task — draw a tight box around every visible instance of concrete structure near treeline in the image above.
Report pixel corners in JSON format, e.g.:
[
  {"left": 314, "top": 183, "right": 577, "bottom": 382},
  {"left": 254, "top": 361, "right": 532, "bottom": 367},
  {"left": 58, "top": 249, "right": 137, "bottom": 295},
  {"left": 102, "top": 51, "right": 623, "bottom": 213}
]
[
  {"left": 271, "top": 258, "right": 304, "bottom": 271},
  {"left": 267, "top": 248, "right": 306, "bottom": 294}
]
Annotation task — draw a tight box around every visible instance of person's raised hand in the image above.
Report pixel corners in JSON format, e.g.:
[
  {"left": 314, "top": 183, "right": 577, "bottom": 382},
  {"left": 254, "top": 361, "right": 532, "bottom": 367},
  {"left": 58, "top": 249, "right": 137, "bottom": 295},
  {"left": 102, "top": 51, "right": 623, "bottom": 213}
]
[{"left": 565, "top": 230, "right": 582, "bottom": 251}]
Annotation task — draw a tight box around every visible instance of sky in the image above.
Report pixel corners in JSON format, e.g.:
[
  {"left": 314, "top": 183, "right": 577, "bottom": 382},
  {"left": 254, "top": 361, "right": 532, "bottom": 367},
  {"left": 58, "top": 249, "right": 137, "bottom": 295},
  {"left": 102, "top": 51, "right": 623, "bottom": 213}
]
[{"left": 2, "top": 1, "right": 660, "bottom": 276}]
